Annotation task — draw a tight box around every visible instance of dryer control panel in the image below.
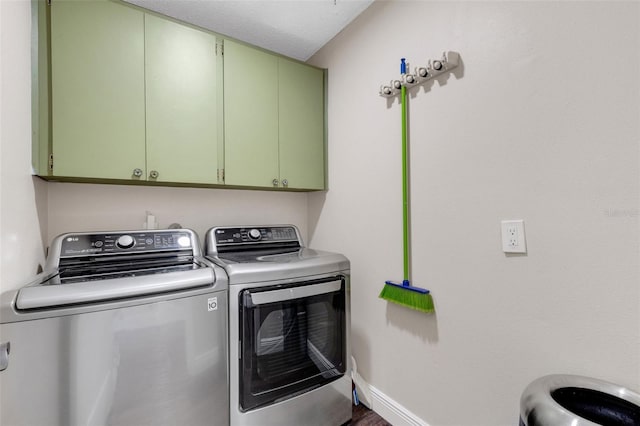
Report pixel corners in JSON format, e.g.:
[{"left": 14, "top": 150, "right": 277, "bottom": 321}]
[{"left": 214, "top": 226, "right": 299, "bottom": 245}]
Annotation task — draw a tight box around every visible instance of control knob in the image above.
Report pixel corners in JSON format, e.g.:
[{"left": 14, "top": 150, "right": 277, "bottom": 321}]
[
  {"left": 116, "top": 235, "right": 135, "bottom": 249},
  {"left": 247, "top": 229, "right": 262, "bottom": 241}
]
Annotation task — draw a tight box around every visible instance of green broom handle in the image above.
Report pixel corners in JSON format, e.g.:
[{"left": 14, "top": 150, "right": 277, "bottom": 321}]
[{"left": 401, "top": 85, "right": 409, "bottom": 283}]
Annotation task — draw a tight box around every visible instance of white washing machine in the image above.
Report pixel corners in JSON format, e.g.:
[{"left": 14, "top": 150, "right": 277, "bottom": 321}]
[{"left": 205, "top": 225, "right": 351, "bottom": 426}]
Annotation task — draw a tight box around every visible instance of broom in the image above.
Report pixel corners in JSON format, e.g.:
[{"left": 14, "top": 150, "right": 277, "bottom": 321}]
[{"left": 379, "top": 58, "right": 435, "bottom": 314}]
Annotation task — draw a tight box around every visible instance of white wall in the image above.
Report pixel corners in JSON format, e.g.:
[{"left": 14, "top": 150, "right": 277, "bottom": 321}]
[
  {"left": 309, "top": 1, "right": 640, "bottom": 425},
  {"left": 1, "top": 0, "right": 48, "bottom": 291},
  {"left": 46, "top": 182, "right": 308, "bottom": 247}
]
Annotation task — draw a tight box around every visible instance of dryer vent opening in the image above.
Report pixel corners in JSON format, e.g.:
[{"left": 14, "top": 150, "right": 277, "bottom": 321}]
[{"left": 551, "top": 387, "right": 640, "bottom": 426}]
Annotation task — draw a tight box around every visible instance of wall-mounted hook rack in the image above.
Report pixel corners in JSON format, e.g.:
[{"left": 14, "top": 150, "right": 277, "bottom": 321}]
[{"left": 378, "top": 51, "right": 460, "bottom": 98}]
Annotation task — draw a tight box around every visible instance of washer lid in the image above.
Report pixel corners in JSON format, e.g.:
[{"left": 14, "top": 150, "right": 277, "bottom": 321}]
[{"left": 15, "top": 263, "right": 215, "bottom": 310}]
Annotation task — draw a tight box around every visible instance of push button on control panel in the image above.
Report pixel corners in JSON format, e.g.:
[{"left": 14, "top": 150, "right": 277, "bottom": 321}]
[
  {"left": 247, "top": 229, "right": 262, "bottom": 241},
  {"left": 116, "top": 235, "right": 135, "bottom": 249}
]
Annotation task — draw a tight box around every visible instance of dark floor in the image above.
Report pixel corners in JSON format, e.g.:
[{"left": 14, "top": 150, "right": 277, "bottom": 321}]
[{"left": 347, "top": 403, "right": 392, "bottom": 426}]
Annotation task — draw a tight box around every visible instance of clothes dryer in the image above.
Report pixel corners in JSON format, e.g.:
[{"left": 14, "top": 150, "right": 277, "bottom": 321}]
[{"left": 205, "top": 225, "right": 351, "bottom": 426}]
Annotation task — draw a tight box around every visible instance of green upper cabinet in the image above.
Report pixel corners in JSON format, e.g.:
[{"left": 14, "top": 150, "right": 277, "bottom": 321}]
[
  {"left": 42, "top": 1, "right": 324, "bottom": 190},
  {"left": 223, "top": 40, "right": 280, "bottom": 188},
  {"left": 48, "top": 0, "right": 220, "bottom": 184},
  {"left": 278, "top": 59, "right": 325, "bottom": 190},
  {"left": 50, "top": 0, "right": 146, "bottom": 180},
  {"left": 145, "top": 14, "right": 220, "bottom": 184},
  {"left": 223, "top": 40, "right": 326, "bottom": 190}
]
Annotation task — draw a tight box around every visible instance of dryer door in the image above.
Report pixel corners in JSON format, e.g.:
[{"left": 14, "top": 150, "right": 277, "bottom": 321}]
[{"left": 238, "top": 277, "right": 346, "bottom": 412}]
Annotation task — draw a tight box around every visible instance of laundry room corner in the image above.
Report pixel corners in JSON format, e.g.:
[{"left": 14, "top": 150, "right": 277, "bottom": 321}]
[{"left": 1, "top": 0, "right": 639, "bottom": 424}]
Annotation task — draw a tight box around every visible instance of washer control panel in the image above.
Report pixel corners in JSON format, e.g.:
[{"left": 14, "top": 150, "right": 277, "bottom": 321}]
[
  {"left": 214, "top": 226, "right": 299, "bottom": 246},
  {"left": 60, "top": 231, "right": 193, "bottom": 256}
]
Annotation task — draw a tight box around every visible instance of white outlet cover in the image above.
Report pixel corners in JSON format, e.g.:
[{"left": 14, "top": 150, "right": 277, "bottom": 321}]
[{"left": 501, "top": 220, "right": 527, "bottom": 254}]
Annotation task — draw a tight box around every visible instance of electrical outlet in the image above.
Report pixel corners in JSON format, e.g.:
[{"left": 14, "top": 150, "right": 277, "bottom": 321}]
[
  {"left": 501, "top": 220, "right": 526, "bottom": 253},
  {"left": 506, "top": 223, "right": 518, "bottom": 247}
]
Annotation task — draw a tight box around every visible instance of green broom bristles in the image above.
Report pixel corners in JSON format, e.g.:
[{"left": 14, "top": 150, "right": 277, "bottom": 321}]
[{"left": 379, "top": 283, "right": 435, "bottom": 314}]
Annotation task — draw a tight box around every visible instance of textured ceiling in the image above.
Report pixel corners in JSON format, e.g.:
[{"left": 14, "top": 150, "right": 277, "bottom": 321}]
[{"left": 125, "top": 0, "right": 374, "bottom": 61}]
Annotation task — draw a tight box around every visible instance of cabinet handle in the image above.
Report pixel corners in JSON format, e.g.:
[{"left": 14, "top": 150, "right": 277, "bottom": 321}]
[
  {"left": 149, "top": 170, "right": 159, "bottom": 179},
  {"left": 282, "top": 179, "right": 289, "bottom": 187},
  {"left": 132, "top": 168, "right": 143, "bottom": 178},
  {"left": 0, "top": 341, "right": 9, "bottom": 372},
  {"left": 272, "top": 178, "right": 279, "bottom": 187}
]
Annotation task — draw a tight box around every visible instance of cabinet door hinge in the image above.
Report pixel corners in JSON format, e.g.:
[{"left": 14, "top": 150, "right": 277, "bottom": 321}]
[
  {"left": 216, "top": 41, "right": 223, "bottom": 56},
  {"left": 47, "top": 0, "right": 52, "bottom": 6},
  {"left": 221, "top": 169, "right": 225, "bottom": 182},
  {"left": 49, "top": 154, "right": 54, "bottom": 171},
  {"left": 217, "top": 168, "right": 225, "bottom": 183}
]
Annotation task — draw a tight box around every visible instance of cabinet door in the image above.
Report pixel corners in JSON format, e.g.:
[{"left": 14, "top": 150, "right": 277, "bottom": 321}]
[
  {"left": 51, "top": 0, "right": 145, "bottom": 180},
  {"left": 278, "top": 59, "right": 325, "bottom": 190},
  {"left": 145, "top": 15, "right": 219, "bottom": 184},
  {"left": 223, "top": 40, "right": 279, "bottom": 188}
]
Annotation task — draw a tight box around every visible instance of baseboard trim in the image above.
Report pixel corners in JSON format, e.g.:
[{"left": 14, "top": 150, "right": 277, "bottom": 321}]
[{"left": 369, "top": 385, "right": 430, "bottom": 426}]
